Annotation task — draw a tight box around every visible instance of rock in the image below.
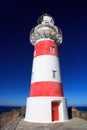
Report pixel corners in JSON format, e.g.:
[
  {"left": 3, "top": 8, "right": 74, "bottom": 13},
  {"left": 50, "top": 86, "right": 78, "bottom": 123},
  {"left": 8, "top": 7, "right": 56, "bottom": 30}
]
[
  {"left": 68, "top": 106, "right": 87, "bottom": 121},
  {"left": 0, "top": 106, "right": 26, "bottom": 130}
]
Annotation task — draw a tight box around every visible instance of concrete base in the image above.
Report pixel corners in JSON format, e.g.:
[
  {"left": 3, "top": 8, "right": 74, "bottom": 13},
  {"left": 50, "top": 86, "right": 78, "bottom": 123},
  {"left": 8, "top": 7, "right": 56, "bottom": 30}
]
[
  {"left": 24, "top": 96, "right": 68, "bottom": 122},
  {"left": 15, "top": 118, "right": 87, "bottom": 130}
]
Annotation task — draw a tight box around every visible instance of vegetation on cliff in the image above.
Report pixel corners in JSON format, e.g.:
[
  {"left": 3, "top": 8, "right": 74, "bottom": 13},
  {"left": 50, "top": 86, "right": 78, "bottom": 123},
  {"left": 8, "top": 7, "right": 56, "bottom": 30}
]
[{"left": 0, "top": 106, "right": 25, "bottom": 129}]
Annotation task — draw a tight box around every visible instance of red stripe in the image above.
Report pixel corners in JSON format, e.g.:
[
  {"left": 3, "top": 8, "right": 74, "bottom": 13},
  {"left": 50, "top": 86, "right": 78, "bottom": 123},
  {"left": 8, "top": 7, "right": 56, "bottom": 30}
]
[
  {"left": 30, "top": 81, "right": 64, "bottom": 97},
  {"left": 34, "top": 40, "right": 58, "bottom": 58}
]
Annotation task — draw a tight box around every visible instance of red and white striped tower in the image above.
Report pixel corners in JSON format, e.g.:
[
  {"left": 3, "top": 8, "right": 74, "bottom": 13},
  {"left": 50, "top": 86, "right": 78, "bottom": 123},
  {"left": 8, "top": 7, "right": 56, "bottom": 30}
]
[{"left": 25, "top": 14, "right": 68, "bottom": 122}]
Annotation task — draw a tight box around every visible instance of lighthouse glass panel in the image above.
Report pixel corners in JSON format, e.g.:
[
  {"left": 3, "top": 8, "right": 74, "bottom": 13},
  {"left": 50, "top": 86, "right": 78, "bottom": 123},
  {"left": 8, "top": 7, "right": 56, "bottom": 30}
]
[
  {"left": 50, "top": 46, "right": 55, "bottom": 53},
  {"left": 42, "top": 16, "right": 54, "bottom": 24}
]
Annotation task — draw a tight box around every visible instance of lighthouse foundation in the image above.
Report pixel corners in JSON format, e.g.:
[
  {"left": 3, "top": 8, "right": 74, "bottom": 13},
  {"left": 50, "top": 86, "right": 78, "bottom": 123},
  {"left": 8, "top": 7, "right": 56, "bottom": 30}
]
[{"left": 24, "top": 97, "right": 68, "bottom": 123}]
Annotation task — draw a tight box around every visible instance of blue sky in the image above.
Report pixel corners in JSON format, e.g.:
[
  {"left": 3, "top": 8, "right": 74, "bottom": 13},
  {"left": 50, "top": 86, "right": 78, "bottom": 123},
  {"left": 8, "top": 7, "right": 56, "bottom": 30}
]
[{"left": 0, "top": 0, "right": 87, "bottom": 106}]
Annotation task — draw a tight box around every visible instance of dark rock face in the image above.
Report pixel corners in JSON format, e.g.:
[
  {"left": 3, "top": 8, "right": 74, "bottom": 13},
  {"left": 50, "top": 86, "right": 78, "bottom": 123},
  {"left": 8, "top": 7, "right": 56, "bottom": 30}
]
[{"left": 68, "top": 107, "right": 87, "bottom": 121}]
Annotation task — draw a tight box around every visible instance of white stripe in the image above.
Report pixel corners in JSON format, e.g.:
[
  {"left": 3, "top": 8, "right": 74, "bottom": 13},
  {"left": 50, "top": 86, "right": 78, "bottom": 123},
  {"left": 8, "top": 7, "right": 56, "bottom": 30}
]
[
  {"left": 35, "top": 38, "right": 54, "bottom": 45},
  {"left": 31, "top": 55, "right": 62, "bottom": 83}
]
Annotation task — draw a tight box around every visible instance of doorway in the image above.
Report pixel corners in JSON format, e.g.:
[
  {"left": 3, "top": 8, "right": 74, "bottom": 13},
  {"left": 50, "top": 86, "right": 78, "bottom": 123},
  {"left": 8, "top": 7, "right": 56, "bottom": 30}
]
[{"left": 52, "top": 101, "right": 59, "bottom": 121}]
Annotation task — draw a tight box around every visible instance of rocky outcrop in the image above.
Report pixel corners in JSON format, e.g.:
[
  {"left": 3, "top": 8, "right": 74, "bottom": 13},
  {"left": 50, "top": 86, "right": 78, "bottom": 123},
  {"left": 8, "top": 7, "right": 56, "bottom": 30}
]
[
  {"left": 68, "top": 106, "right": 87, "bottom": 121},
  {"left": 0, "top": 106, "right": 25, "bottom": 129}
]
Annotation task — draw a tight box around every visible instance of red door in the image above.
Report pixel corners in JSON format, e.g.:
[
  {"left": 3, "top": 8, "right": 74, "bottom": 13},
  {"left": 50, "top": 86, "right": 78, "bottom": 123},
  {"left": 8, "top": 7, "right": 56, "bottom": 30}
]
[{"left": 52, "top": 102, "right": 59, "bottom": 121}]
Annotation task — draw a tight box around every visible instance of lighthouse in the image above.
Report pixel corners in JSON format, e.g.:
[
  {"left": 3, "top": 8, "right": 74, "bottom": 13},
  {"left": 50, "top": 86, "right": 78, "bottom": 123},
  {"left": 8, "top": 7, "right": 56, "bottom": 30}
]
[{"left": 25, "top": 14, "right": 68, "bottom": 122}]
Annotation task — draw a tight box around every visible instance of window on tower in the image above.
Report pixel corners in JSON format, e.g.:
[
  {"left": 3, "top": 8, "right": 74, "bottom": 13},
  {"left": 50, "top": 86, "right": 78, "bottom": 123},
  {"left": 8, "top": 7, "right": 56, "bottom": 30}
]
[
  {"left": 50, "top": 46, "right": 55, "bottom": 53},
  {"left": 52, "top": 70, "right": 57, "bottom": 79}
]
